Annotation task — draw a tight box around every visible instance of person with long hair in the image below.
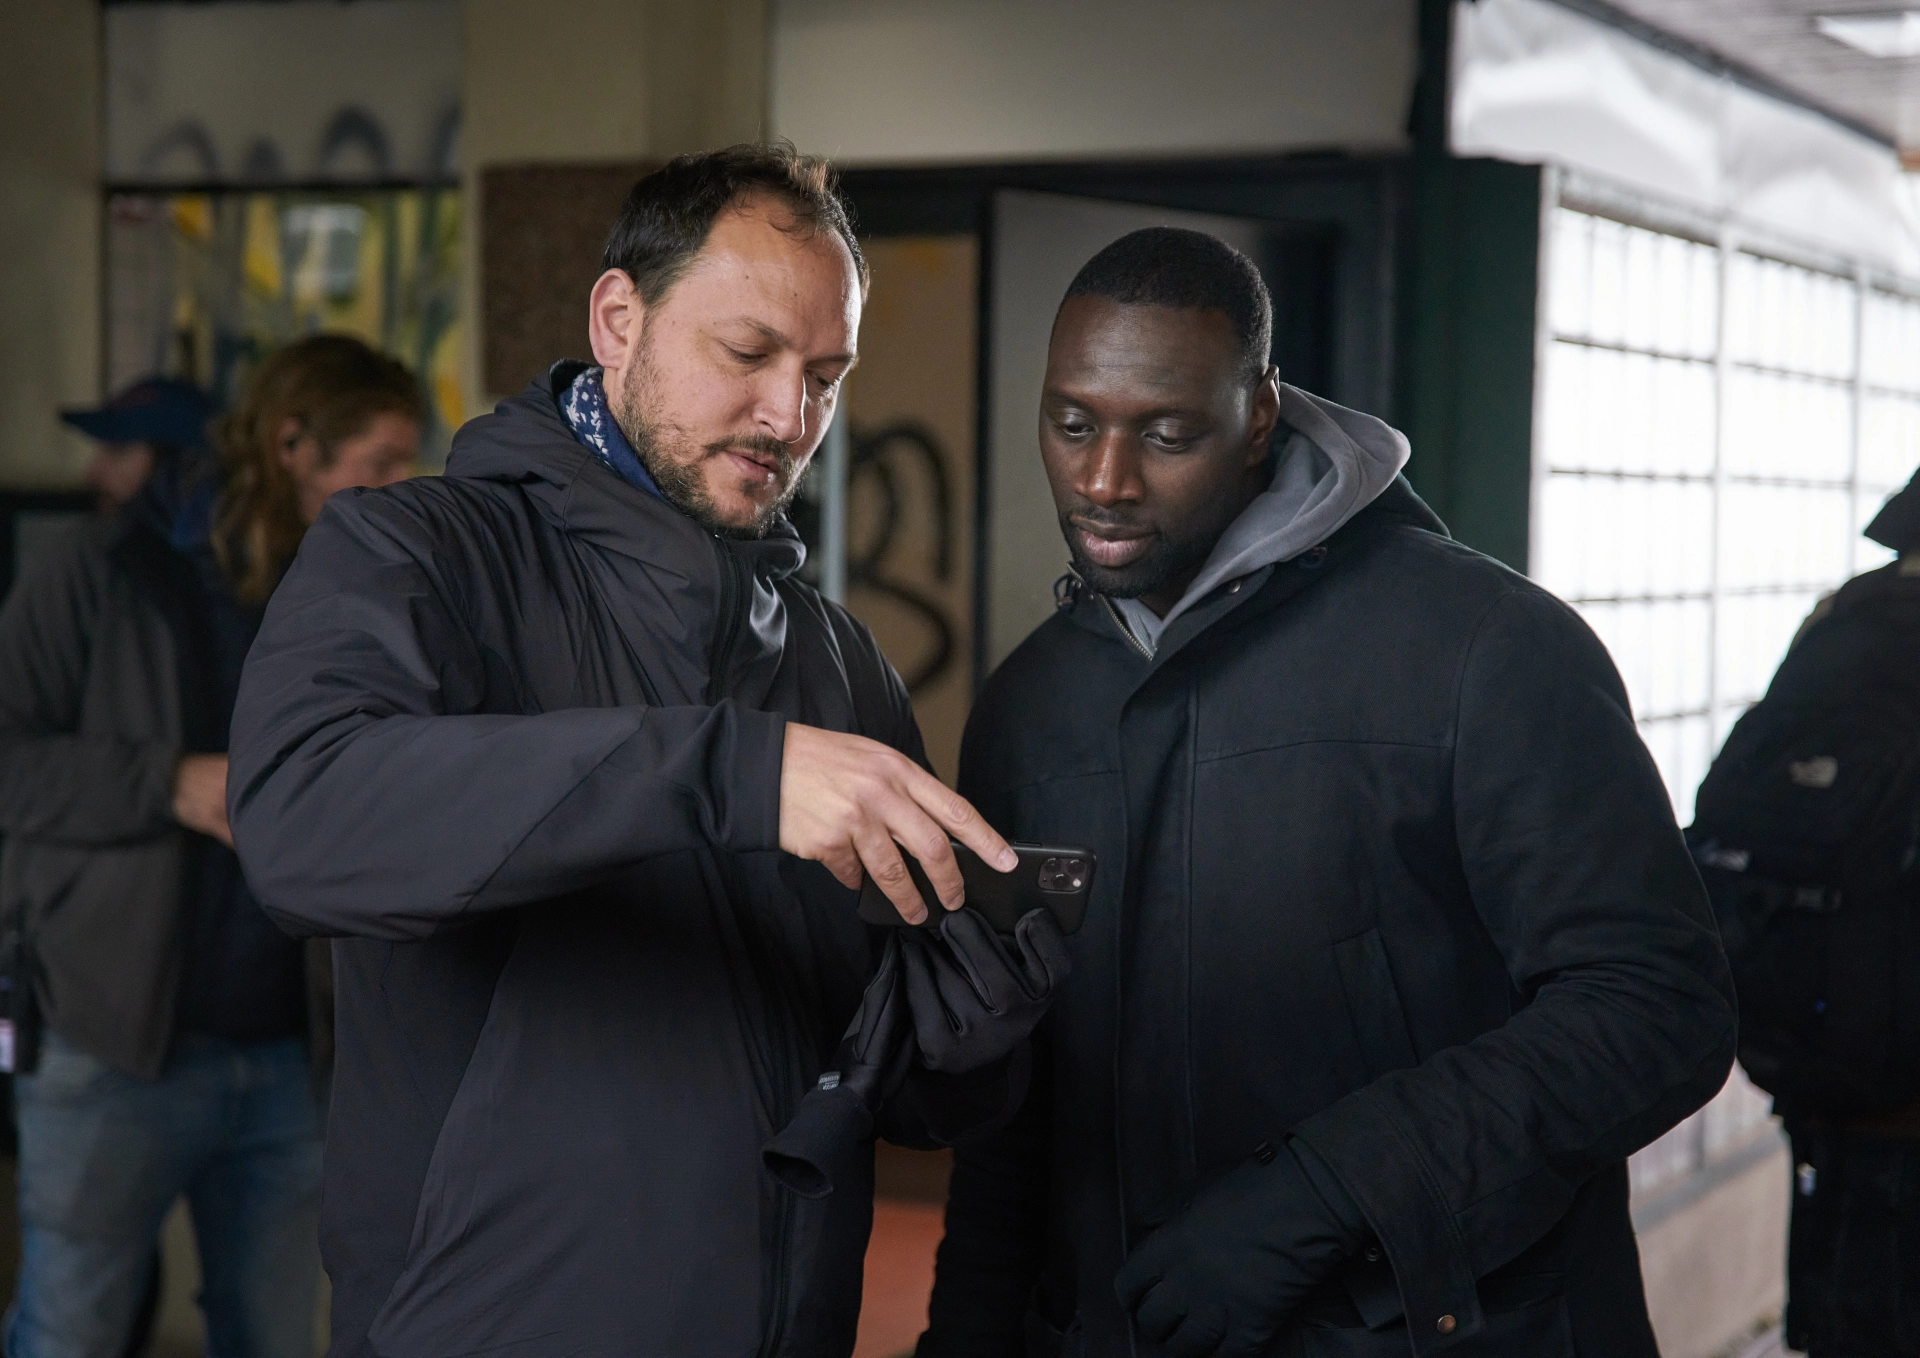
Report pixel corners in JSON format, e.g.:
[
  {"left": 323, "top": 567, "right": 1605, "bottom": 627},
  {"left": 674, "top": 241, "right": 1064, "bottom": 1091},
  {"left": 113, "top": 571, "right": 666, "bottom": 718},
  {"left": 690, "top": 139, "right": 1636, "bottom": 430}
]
[{"left": 0, "top": 333, "right": 420, "bottom": 1358}]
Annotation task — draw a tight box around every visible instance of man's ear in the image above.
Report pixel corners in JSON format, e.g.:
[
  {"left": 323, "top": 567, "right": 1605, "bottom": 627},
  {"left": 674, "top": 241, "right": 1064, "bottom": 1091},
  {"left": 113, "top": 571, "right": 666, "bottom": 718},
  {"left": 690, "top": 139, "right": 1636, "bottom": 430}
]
[
  {"left": 1246, "top": 366, "right": 1282, "bottom": 466},
  {"left": 588, "top": 269, "right": 644, "bottom": 376}
]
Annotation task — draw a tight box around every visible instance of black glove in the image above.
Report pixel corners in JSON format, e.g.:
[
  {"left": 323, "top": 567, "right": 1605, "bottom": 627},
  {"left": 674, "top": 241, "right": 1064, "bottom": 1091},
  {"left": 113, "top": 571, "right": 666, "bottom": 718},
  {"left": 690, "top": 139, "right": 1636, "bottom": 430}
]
[
  {"left": 899, "top": 906, "right": 1070, "bottom": 1073},
  {"left": 761, "top": 932, "right": 913, "bottom": 1199},
  {"left": 1114, "top": 1139, "right": 1369, "bottom": 1357}
]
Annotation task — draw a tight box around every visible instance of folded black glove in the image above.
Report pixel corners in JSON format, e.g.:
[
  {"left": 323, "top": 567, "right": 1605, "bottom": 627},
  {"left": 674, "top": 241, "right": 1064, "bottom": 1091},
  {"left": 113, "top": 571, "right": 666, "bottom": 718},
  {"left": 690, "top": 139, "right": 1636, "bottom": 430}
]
[
  {"left": 1114, "top": 1139, "right": 1369, "bottom": 1358},
  {"left": 761, "top": 932, "right": 913, "bottom": 1199},
  {"left": 900, "top": 906, "right": 1070, "bottom": 1073},
  {"left": 762, "top": 908, "right": 1069, "bottom": 1199}
]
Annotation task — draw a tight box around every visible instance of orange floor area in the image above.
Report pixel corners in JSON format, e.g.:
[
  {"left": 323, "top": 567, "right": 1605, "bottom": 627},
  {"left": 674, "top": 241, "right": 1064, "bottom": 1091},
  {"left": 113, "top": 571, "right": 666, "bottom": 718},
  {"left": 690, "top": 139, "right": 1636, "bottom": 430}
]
[{"left": 853, "top": 1199, "right": 945, "bottom": 1358}]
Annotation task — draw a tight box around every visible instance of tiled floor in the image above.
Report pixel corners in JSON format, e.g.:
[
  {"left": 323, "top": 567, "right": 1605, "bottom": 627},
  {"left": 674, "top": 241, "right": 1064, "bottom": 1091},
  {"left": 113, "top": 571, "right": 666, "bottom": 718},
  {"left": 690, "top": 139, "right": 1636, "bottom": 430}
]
[{"left": 855, "top": 1199, "right": 945, "bottom": 1358}]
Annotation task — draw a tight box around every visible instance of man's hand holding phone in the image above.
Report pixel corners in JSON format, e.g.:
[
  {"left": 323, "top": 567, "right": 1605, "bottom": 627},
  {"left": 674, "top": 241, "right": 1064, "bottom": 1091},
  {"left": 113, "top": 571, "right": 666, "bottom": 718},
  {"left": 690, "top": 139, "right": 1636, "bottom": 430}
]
[{"left": 777, "top": 723, "right": 1016, "bottom": 923}]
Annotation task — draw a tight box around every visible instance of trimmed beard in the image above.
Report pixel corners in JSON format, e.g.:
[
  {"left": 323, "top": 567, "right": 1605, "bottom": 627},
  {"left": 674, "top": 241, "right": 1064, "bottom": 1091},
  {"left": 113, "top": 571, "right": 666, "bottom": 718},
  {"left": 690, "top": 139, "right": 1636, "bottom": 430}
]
[
  {"left": 611, "top": 348, "right": 802, "bottom": 540},
  {"left": 1060, "top": 508, "right": 1222, "bottom": 602}
]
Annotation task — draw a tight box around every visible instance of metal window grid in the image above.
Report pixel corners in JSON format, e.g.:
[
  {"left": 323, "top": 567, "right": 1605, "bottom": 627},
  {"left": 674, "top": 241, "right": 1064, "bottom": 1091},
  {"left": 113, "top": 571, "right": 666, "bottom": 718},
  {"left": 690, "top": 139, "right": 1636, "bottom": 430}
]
[{"left": 1529, "top": 170, "right": 1920, "bottom": 1200}]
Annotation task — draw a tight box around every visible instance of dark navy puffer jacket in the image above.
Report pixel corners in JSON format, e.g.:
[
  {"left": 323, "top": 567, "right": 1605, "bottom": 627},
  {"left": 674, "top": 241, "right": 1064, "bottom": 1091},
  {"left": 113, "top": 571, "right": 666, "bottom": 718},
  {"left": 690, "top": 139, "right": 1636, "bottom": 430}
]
[{"left": 231, "top": 363, "right": 1005, "bottom": 1358}]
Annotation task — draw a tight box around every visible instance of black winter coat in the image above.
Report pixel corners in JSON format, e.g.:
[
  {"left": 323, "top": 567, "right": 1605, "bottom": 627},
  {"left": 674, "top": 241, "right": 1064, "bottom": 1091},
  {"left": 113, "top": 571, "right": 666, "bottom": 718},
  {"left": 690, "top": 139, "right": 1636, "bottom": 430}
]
[
  {"left": 230, "top": 365, "right": 1010, "bottom": 1358},
  {"left": 924, "top": 482, "right": 1737, "bottom": 1358},
  {"left": 0, "top": 511, "right": 194, "bottom": 1078},
  {"left": 0, "top": 486, "right": 316, "bottom": 1078}
]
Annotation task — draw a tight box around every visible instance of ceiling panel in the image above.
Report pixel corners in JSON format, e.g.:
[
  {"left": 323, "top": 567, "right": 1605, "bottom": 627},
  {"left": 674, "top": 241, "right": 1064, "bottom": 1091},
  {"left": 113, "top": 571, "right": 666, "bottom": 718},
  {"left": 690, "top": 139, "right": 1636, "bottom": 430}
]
[{"left": 1588, "top": 0, "right": 1920, "bottom": 151}]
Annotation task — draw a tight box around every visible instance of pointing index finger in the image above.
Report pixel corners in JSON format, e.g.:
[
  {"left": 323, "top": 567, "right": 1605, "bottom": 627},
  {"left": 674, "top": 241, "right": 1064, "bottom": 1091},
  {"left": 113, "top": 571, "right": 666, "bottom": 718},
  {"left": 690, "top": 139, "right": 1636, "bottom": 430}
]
[{"left": 911, "top": 772, "right": 1017, "bottom": 875}]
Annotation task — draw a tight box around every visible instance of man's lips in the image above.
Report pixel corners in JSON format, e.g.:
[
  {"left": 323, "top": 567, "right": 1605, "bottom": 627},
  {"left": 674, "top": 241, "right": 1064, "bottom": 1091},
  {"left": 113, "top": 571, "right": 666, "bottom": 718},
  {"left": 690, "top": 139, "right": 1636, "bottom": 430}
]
[
  {"left": 720, "top": 447, "right": 783, "bottom": 483},
  {"left": 1072, "top": 519, "right": 1154, "bottom": 568}
]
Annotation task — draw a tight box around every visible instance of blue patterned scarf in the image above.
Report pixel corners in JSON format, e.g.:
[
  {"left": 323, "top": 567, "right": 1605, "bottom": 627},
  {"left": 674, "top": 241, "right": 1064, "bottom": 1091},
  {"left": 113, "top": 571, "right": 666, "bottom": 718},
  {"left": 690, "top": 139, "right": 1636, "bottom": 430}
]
[{"left": 559, "top": 366, "right": 662, "bottom": 498}]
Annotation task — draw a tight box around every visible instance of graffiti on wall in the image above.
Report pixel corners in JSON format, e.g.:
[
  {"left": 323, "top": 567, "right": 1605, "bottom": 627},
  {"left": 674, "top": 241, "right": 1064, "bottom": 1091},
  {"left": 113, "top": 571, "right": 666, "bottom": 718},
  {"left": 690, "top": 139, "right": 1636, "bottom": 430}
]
[
  {"left": 847, "top": 421, "right": 960, "bottom": 696},
  {"left": 129, "top": 105, "right": 462, "bottom": 187},
  {"left": 790, "top": 417, "right": 965, "bottom": 699},
  {"left": 107, "top": 189, "right": 464, "bottom": 461}
]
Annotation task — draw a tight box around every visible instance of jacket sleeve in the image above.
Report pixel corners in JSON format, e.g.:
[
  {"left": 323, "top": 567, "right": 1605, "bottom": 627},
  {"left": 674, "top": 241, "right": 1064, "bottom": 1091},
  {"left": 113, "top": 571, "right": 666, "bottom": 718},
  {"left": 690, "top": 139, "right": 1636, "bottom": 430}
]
[
  {"left": 1291, "top": 587, "right": 1737, "bottom": 1351},
  {"left": 0, "top": 524, "right": 180, "bottom": 845},
  {"left": 915, "top": 708, "right": 1053, "bottom": 1358},
  {"left": 917, "top": 1048, "right": 1052, "bottom": 1358},
  {"left": 228, "top": 492, "right": 786, "bottom": 941}
]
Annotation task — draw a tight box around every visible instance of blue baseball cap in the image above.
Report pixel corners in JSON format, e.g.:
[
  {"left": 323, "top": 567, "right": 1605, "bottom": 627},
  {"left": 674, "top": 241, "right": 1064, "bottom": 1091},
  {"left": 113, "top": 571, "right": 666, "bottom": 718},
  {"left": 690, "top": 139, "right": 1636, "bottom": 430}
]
[{"left": 61, "top": 377, "right": 217, "bottom": 449}]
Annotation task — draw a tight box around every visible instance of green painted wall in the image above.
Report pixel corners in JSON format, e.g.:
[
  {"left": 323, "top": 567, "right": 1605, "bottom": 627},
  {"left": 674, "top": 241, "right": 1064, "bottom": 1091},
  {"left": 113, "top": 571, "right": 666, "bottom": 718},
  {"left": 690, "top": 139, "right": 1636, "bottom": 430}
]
[{"left": 1400, "top": 156, "right": 1543, "bottom": 572}]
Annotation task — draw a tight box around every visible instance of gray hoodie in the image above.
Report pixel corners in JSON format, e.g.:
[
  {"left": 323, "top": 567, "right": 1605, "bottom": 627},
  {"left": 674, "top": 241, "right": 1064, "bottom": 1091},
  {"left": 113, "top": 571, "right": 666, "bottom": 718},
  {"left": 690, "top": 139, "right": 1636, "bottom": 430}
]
[{"left": 1112, "top": 384, "right": 1411, "bottom": 655}]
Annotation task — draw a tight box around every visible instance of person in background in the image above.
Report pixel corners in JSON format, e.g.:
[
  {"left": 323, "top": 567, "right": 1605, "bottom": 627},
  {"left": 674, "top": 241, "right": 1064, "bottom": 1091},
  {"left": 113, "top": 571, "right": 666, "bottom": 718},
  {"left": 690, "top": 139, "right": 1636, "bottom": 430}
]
[
  {"left": 60, "top": 376, "right": 219, "bottom": 514},
  {"left": 1689, "top": 469, "right": 1920, "bottom": 1358},
  {"left": 0, "top": 334, "right": 422, "bottom": 1358}
]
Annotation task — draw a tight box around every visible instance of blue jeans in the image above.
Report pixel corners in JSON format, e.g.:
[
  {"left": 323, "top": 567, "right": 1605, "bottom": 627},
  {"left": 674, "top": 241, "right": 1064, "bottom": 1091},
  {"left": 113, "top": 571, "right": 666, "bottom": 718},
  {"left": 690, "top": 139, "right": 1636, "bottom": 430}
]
[{"left": 6, "top": 1031, "right": 323, "bottom": 1358}]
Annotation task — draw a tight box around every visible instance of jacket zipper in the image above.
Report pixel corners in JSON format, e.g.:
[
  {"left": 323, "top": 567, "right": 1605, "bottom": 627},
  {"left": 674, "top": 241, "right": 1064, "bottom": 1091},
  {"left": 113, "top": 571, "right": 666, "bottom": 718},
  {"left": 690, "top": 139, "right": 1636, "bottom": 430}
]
[
  {"left": 702, "top": 539, "right": 803, "bottom": 1355},
  {"left": 1101, "top": 595, "right": 1154, "bottom": 661},
  {"left": 706, "top": 537, "right": 747, "bottom": 704},
  {"left": 726, "top": 850, "right": 807, "bottom": 1358},
  {"left": 738, "top": 867, "right": 801, "bottom": 1355}
]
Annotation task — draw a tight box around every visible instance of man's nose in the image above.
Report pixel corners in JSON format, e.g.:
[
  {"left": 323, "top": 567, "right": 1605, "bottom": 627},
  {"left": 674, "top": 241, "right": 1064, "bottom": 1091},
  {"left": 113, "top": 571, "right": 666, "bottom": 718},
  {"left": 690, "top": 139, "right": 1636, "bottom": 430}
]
[
  {"left": 758, "top": 369, "right": 809, "bottom": 447},
  {"left": 1080, "top": 435, "right": 1144, "bottom": 506}
]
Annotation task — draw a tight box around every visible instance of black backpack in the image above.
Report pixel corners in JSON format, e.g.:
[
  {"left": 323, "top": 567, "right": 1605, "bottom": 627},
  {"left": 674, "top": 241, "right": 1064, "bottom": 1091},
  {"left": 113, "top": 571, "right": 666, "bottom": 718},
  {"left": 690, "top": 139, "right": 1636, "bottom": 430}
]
[{"left": 1689, "top": 564, "right": 1920, "bottom": 1117}]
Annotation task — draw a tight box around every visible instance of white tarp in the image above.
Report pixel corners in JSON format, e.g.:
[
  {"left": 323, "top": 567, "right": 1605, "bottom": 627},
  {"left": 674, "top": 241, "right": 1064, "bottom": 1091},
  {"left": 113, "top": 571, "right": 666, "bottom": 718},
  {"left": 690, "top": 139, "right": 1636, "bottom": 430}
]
[{"left": 1452, "top": 0, "right": 1920, "bottom": 277}]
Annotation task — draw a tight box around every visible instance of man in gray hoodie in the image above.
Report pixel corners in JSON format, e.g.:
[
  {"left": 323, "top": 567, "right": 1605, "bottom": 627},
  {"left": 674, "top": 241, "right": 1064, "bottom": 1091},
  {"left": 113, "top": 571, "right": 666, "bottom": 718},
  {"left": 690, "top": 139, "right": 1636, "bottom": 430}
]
[{"left": 917, "top": 228, "right": 1736, "bottom": 1358}]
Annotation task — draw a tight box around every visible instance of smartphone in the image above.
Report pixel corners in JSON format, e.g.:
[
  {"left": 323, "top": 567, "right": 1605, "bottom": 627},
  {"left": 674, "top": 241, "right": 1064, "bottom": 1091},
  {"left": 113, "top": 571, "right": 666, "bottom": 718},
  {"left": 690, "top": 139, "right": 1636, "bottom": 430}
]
[{"left": 857, "top": 840, "right": 1096, "bottom": 936}]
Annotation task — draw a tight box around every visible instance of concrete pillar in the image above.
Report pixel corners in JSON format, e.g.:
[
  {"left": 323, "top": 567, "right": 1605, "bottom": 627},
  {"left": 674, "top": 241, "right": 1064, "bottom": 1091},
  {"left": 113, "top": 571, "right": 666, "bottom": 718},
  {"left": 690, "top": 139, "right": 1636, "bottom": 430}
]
[
  {"left": 458, "top": 0, "right": 769, "bottom": 412},
  {"left": 647, "top": 0, "right": 768, "bottom": 160},
  {"left": 0, "top": 0, "right": 101, "bottom": 488}
]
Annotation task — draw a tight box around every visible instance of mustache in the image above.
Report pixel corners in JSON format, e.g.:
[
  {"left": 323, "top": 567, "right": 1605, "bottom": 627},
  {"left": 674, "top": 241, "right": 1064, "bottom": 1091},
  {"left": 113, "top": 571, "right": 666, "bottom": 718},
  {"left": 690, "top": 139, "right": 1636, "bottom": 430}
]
[
  {"left": 1063, "top": 505, "right": 1153, "bottom": 534},
  {"left": 705, "top": 432, "right": 796, "bottom": 473}
]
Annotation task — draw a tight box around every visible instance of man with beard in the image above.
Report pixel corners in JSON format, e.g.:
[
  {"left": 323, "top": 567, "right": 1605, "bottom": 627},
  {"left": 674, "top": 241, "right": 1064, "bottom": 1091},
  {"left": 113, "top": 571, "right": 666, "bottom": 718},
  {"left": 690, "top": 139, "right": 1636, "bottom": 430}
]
[
  {"left": 227, "top": 146, "right": 1065, "bottom": 1358},
  {"left": 918, "top": 229, "right": 1737, "bottom": 1358}
]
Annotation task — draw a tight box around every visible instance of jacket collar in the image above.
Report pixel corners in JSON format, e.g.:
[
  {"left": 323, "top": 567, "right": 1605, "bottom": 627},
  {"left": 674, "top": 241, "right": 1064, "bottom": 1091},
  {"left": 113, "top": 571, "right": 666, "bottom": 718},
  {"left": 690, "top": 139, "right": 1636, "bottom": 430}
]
[
  {"left": 446, "top": 361, "right": 807, "bottom": 583},
  {"left": 1058, "top": 475, "right": 1448, "bottom": 672}
]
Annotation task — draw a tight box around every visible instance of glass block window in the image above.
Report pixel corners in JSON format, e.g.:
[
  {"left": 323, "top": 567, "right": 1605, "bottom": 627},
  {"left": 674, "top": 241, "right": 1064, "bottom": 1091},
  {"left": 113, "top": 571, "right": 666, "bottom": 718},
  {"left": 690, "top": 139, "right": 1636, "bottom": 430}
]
[
  {"left": 1535, "top": 207, "right": 1910, "bottom": 825},
  {"left": 1533, "top": 203, "right": 1920, "bottom": 1201},
  {"left": 1862, "top": 288, "right": 1920, "bottom": 553},
  {"left": 1535, "top": 212, "right": 1723, "bottom": 815}
]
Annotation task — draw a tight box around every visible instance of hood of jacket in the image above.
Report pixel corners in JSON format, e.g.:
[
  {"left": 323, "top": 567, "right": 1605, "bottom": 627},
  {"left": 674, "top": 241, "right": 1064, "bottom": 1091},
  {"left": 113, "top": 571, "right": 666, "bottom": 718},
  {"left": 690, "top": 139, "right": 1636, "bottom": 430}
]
[
  {"left": 446, "top": 362, "right": 809, "bottom": 709},
  {"left": 447, "top": 360, "right": 808, "bottom": 583},
  {"left": 1867, "top": 468, "right": 1920, "bottom": 554},
  {"left": 1113, "top": 384, "right": 1411, "bottom": 654}
]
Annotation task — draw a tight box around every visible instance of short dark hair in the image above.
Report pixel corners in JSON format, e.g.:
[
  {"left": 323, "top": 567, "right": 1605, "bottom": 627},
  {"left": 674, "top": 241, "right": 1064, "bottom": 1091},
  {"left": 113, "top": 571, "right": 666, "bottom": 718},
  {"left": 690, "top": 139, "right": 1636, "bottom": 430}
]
[
  {"left": 601, "top": 142, "right": 867, "bottom": 305},
  {"left": 1060, "top": 227, "right": 1272, "bottom": 381}
]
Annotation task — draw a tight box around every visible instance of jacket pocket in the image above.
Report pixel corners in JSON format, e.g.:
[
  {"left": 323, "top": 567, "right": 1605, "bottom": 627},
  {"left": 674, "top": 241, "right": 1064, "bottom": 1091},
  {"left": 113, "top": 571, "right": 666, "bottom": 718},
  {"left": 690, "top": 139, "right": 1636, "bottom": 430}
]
[
  {"left": 1296, "top": 1293, "right": 1574, "bottom": 1358},
  {"left": 1022, "top": 1307, "right": 1083, "bottom": 1358},
  {"left": 1331, "top": 927, "right": 1418, "bottom": 1074}
]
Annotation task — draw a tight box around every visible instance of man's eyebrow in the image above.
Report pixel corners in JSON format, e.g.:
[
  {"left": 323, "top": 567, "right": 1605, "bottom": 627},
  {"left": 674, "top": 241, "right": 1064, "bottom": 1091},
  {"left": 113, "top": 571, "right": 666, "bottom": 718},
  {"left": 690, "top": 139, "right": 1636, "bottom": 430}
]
[
  {"left": 1041, "top": 385, "right": 1206, "bottom": 420},
  {"left": 734, "top": 318, "right": 855, "bottom": 368}
]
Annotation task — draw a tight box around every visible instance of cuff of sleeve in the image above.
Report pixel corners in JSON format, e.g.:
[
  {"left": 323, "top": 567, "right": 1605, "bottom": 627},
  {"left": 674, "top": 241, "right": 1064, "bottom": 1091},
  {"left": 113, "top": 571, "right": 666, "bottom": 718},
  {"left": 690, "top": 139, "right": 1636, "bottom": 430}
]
[
  {"left": 140, "top": 743, "right": 183, "bottom": 831},
  {"left": 1293, "top": 1087, "right": 1486, "bottom": 1353},
  {"left": 727, "top": 705, "right": 787, "bottom": 853},
  {"left": 762, "top": 1082, "right": 874, "bottom": 1199}
]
